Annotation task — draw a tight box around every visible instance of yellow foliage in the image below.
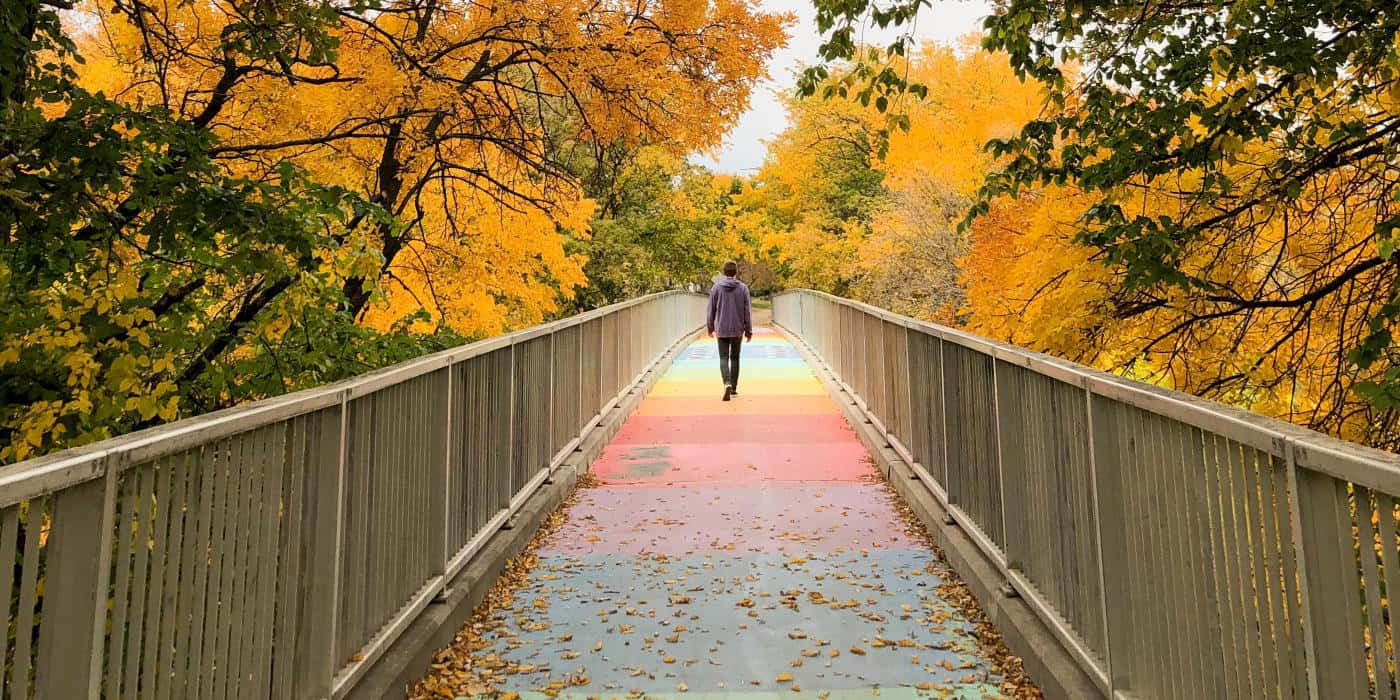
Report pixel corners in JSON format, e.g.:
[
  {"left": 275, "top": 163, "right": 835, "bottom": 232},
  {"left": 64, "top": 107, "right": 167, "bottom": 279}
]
[{"left": 74, "top": 0, "right": 789, "bottom": 336}]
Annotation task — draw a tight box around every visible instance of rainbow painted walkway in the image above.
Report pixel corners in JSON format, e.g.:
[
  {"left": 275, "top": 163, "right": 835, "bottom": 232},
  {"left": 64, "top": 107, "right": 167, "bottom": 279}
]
[{"left": 470, "top": 328, "right": 1005, "bottom": 697}]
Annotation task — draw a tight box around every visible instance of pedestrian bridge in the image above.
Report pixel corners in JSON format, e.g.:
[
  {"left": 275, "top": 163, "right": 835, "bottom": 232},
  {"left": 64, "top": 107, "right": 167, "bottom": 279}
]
[{"left": 1, "top": 290, "right": 1395, "bottom": 699}]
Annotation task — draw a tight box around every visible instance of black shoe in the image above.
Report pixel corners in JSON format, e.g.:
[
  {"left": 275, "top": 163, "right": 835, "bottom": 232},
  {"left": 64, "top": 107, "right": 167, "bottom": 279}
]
[
  {"left": 730, "top": 388, "right": 739, "bottom": 396},
  {"left": 722, "top": 385, "right": 733, "bottom": 401}
]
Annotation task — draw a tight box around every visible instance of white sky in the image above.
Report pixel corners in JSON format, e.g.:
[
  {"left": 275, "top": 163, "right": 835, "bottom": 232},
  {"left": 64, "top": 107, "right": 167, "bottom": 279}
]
[{"left": 691, "top": 0, "right": 993, "bottom": 174}]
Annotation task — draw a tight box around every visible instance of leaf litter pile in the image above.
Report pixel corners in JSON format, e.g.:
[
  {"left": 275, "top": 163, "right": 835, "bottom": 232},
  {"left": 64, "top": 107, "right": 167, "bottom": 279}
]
[{"left": 409, "top": 465, "right": 1041, "bottom": 699}]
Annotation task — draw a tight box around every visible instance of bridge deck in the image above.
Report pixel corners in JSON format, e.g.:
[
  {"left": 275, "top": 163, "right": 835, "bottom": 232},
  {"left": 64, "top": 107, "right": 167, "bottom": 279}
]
[{"left": 417, "top": 328, "right": 1009, "bottom": 698}]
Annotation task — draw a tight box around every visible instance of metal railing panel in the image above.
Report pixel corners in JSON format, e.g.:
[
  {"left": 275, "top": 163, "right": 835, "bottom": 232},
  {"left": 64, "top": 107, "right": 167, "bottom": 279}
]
[
  {"left": 581, "top": 318, "right": 602, "bottom": 427},
  {"left": 996, "top": 359, "right": 1106, "bottom": 663},
  {"left": 511, "top": 333, "right": 553, "bottom": 492},
  {"left": 941, "top": 339, "right": 1004, "bottom": 550},
  {"left": 773, "top": 288, "right": 1400, "bottom": 700}
]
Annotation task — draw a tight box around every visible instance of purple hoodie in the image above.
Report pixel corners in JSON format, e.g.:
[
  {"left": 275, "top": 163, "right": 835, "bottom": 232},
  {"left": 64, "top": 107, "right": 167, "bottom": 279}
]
[{"left": 707, "top": 277, "right": 752, "bottom": 338}]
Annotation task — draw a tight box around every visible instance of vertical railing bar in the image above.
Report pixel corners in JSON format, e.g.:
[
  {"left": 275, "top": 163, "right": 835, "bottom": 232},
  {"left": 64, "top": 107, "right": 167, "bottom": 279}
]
[
  {"left": 172, "top": 444, "right": 211, "bottom": 697},
  {"left": 0, "top": 506, "right": 17, "bottom": 697},
  {"left": 144, "top": 457, "right": 179, "bottom": 697},
  {"left": 1113, "top": 405, "right": 1145, "bottom": 690},
  {"left": 1205, "top": 432, "right": 1243, "bottom": 700},
  {"left": 269, "top": 418, "right": 307, "bottom": 699},
  {"left": 1248, "top": 446, "right": 1285, "bottom": 698},
  {"left": 221, "top": 425, "right": 261, "bottom": 699},
  {"left": 1084, "top": 382, "right": 1113, "bottom": 692},
  {"left": 1357, "top": 486, "right": 1392, "bottom": 700},
  {"left": 249, "top": 426, "right": 283, "bottom": 694},
  {"left": 1273, "top": 446, "right": 1308, "bottom": 698},
  {"left": 1209, "top": 435, "right": 1246, "bottom": 700},
  {"left": 1177, "top": 423, "right": 1217, "bottom": 696},
  {"left": 1242, "top": 445, "right": 1279, "bottom": 696},
  {"left": 1146, "top": 414, "right": 1178, "bottom": 696},
  {"left": 1284, "top": 441, "right": 1320, "bottom": 700},
  {"left": 197, "top": 438, "right": 236, "bottom": 700},
  {"left": 1230, "top": 441, "right": 1266, "bottom": 698},
  {"left": 103, "top": 465, "right": 136, "bottom": 699},
  {"left": 122, "top": 461, "right": 155, "bottom": 698},
  {"left": 154, "top": 451, "right": 193, "bottom": 700},
  {"left": 440, "top": 362, "right": 454, "bottom": 594},
  {"left": 84, "top": 460, "right": 122, "bottom": 698},
  {"left": 545, "top": 331, "right": 555, "bottom": 479},
  {"left": 1191, "top": 427, "right": 1229, "bottom": 695},
  {"left": 326, "top": 392, "right": 350, "bottom": 693},
  {"left": 1156, "top": 414, "right": 1192, "bottom": 698},
  {"left": 251, "top": 420, "right": 288, "bottom": 698},
  {"left": 13, "top": 494, "right": 45, "bottom": 699},
  {"left": 937, "top": 335, "right": 950, "bottom": 492},
  {"left": 505, "top": 341, "right": 516, "bottom": 513},
  {"left": 576, "top": 321, "right": 585, "bottom": 439},
  {"left": 990, "top": 351, "right": 1010, "bottom": 572},
  {"left": 1124, "top": 407, "right": 1154, "bottom": 691},
  {"left": 1378, "top": 493, "right": 1400, "bottom": 700}
]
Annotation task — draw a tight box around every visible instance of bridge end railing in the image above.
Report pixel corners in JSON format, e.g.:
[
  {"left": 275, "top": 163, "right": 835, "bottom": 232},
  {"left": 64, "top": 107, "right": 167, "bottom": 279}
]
[{"left": 774, "top": 288, "right": 1398, "bottom": 700}]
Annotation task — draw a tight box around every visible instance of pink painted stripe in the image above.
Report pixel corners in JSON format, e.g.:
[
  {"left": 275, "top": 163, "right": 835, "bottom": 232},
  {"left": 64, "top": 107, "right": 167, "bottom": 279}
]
[
  {"left": 539, "top": 483, "right": 919, "bottom": 555},
  {"left": 608, "top": 414, "right": 858, "bottom": 445}
]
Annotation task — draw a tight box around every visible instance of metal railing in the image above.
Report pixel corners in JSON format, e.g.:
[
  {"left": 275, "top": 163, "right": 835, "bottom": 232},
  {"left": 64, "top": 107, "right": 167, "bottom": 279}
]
[
  {"left": 775, "top": 289, "right": 1400, "bottom": 700},
  {"left": 0, "top": 290, "right": 704, "bottom": 699}
]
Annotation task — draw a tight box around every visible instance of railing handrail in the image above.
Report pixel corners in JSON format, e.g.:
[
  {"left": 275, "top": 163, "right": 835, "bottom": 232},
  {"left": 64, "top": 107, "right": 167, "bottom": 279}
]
[
  {"left": 773, "top": 288, "right": 1400, "bottom": 493},
  {"left": 0, "top": 290, "right": 694, "bottom": 506}
]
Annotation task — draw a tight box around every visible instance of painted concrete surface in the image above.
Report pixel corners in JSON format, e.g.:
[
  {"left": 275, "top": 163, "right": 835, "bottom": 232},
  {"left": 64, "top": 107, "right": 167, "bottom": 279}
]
[{"left": 470, "top": 328, "right": 1004, "bottom": 698}]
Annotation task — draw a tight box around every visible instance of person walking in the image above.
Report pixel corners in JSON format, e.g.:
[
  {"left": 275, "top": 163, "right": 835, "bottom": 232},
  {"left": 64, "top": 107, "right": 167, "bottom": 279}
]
[{"left": 706, "top": 261, "right": 752, "bottom": 401}]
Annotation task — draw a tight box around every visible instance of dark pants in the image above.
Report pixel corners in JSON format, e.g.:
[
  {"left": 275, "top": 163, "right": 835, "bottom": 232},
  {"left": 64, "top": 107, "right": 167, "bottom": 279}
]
[{"left": 717, "top": 336, "right": 741, "bottom": 390}]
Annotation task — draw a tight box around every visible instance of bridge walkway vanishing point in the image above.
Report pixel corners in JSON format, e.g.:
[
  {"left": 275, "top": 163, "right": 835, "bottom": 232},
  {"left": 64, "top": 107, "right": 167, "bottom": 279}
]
[{"left": 412, "top": 328, "right": 1023, "bottom": 698}]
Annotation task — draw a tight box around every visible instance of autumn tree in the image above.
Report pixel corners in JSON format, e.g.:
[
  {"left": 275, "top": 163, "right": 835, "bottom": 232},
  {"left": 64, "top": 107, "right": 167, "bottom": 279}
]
[
  {"left": 81, "top": 0, "right": 788, "bottom": 335},
  {"left": 565, "top": 148, "right": 743, "bottom": 310},
  {"left": 732, "top": 91, "right": 887, "bottom": 295},
  {"left": 739, "top": 43, "right": 1040, "bottom": 321},
  {"left": 0, "top": 0, "right": 418, "bottom": 462}
]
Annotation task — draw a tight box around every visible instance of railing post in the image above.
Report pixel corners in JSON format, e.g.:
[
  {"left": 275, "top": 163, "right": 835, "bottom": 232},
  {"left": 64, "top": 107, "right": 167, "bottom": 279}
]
[
  {"left": 1286, "top": 438, "right": 1356, "bottom": 700},
  {"left": 34, "top": 459, "right": 117, "bottom": 699}
]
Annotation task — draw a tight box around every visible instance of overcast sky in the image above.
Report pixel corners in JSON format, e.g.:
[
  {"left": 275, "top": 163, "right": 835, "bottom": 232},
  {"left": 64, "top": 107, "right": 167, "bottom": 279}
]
[{"left": 691, "top": 0, "right": 993, "bottom": 174}]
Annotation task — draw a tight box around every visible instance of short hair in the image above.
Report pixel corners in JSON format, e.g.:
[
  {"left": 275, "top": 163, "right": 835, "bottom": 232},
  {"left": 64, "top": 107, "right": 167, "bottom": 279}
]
[{"left": 722, "top": 261, "right": 738, "bottom": 277}]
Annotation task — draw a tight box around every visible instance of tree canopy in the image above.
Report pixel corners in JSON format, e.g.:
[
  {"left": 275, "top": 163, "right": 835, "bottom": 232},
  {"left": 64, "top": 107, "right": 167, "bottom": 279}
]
[{"left": 797, "top": 1, "right": 1400, "bottom": 446}]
